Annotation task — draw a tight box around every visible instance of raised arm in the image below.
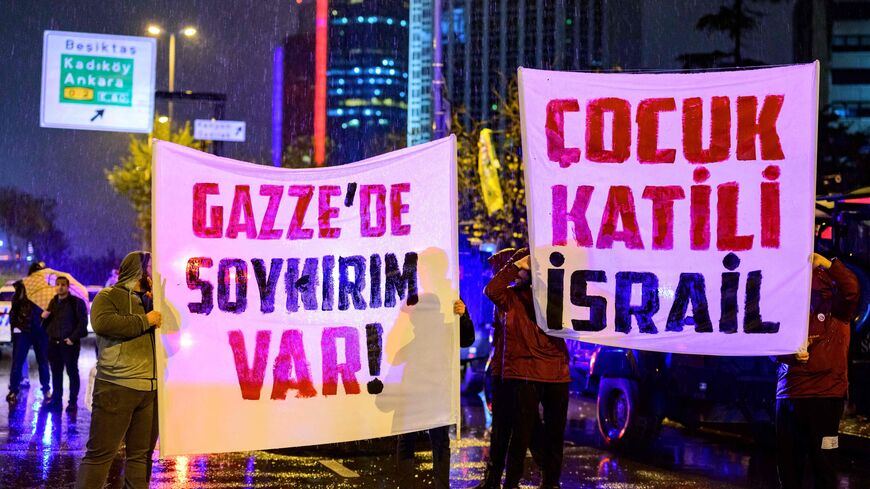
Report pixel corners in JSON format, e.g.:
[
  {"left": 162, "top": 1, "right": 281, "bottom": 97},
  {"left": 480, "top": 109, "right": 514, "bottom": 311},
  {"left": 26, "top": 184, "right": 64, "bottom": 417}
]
[
  {"left": 485, "top": 262, "right": 520, "bottom": 311},
  {"left": 828, "top": 259, "right": 861, "bottom": 323}
]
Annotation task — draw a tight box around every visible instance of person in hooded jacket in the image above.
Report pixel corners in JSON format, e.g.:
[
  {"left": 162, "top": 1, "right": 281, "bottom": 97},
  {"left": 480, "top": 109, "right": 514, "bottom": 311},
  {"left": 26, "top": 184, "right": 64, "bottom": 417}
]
[
  {"left": 485, "top": 248, "right": 570, "bottom": 489},
  {"left": 774, "top": 253, "right": 860, "bottom": 489},
  {"left": 77, "top": 251, "right": 162, "bottom": 489}
]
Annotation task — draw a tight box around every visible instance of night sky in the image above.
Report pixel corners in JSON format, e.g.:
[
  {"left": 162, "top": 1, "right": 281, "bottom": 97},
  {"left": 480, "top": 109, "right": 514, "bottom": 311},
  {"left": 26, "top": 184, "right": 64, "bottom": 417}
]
[{"left": 0, "top": 0, "right": 795, "bottom": 259}]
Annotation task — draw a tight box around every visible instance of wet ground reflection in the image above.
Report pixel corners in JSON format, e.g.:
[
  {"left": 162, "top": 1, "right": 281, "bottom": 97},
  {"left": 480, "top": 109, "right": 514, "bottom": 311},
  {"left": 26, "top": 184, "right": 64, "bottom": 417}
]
[{"left": 1, "top": 342, "right": 869, "bottom": 488}]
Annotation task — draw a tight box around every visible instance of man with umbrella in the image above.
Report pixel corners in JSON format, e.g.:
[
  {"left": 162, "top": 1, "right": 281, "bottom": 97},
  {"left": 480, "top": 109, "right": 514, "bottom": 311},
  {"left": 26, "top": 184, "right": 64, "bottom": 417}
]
[
  {"left": 6, "top": 262, "right": 89, "bottom": 405},
  {"left": 7, "top": 262, "right": 53, "bottom": 404}
]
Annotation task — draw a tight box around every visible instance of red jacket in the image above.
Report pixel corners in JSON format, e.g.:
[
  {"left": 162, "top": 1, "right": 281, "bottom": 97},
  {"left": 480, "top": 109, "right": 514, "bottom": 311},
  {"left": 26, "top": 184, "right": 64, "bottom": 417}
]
[
  {"left": 489, "top": 308, "right": 506, "bottom": 377},
  {"left": 776, "top": 260, "right": 860, "bottom": 399},
  {"left": 485, "top": 263, "right": 570, "bottom": 383}
]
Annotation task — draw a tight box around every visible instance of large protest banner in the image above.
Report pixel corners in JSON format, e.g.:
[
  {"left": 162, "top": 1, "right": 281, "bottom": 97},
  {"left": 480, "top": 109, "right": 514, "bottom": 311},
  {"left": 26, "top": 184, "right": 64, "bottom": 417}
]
[
  {"left": 518, "top": 64, "right": 819, "bottom": 356},
  {"left": 152, "top": 137, "right": 459, "bottom": 456}
]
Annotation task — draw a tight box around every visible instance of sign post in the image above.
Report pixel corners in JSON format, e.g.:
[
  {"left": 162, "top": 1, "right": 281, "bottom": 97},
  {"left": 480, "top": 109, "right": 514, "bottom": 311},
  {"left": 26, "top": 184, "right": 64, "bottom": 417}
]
[{"left": 41, "top": 30, "right": 156, "bottom": 133}]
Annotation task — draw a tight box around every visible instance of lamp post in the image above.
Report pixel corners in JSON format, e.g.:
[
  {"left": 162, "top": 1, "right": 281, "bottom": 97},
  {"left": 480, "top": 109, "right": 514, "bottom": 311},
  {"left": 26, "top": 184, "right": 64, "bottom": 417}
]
[{"left": 146, "top": 24, "right": 197, "bottom": 125}]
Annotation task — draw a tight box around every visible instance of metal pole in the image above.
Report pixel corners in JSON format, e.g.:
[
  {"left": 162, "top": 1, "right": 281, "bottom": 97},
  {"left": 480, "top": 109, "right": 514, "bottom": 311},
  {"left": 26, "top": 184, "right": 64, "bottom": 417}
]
[
  {"left": 433, "top": 0, "right": 446, "bottom": 139},
  {"left": 168, "top": 33, "right": 176, "bottom": 126}
]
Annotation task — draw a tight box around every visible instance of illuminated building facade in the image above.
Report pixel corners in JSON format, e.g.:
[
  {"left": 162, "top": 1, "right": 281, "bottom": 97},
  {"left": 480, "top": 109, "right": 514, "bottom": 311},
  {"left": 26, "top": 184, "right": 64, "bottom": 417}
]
[{"left": 327, "top": 0, "right": 409, "bottom": 164}]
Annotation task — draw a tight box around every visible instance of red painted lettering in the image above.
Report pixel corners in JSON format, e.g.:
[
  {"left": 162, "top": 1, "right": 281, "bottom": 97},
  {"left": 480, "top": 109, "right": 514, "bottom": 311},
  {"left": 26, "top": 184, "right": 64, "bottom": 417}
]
[
  {"left": 258, "top": 185, "right": 284, "bottom": 240},
  {"left": 642, "top": 185, "right": 685, "bottom": 250},
  {"left": 390, "top": 183, "right": 411, "bottom": 236},
  {"left": 597, "top": 186, "right": 644, "bottom": 249},
  {"left": 717, "top": 182, "right": 754, "bottom": 251},
  {"left": 637, "top": 98, "right": 676, "bottom": 163},
  {"left": 287, "top": 185, "right": 314, "bottom": 240},
  {"left": 586, "top": 98, "right": 631, "bottom": 163},
  {"left": 321, "top": 327, "right": 361, "bottom": 396},
  {"left": 228, "top": 330, "right": 271, "bottom": 400},
  {"left": 226, "top": 185, "right": 258, "bottom": 239},
  {"left": 737, "top": 95, "right": 785, "bottom": 161},
  {"left": 360, "top": 184, "right": 387, "bottom": 237},
  {"left": 192, "top": 183, "right": 223, "bottom": 238},
  {"left": 318, "top": 185, "right": 342, "bottom": 239},
  {"left": 683, "top": 96, "right": 731, "bottom": 163},
  {"left": 552, "top": 184, "right": 594, "bottom": 247},
  {"left": 546, "top": 99, "right": 581, "bottom": 167},
  {"left": 270, "top": 329, "right": 317, "bottom": 399}
]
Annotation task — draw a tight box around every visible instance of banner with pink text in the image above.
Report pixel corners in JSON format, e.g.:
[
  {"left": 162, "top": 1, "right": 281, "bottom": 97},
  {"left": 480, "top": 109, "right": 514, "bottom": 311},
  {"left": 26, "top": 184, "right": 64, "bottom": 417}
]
[
  {"left": 152, "top": 137, "right": 459, "bottom": 456},
  {"left": 518, "top": 64, "right": 818, "bottom": 356}
]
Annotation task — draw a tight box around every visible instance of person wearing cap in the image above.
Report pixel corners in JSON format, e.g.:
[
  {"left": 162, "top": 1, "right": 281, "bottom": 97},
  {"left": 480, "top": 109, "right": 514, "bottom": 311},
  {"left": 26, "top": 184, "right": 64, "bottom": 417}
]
[
  {"left": 774, "top": 253, "right": 860, "bottom": 489},
  {"left": 6, "top": 261, "right": 53, "bottom": 404},
  {"left": 485, "top": 248, "right": 570, "bottom": 489},
  {"left": 77, "top": 251, "right": 162, "bottom": 489}
]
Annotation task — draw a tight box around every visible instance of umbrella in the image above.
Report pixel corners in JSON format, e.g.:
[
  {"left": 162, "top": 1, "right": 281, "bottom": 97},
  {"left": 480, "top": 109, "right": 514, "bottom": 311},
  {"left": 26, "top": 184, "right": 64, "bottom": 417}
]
[{"left": 21, "top": 268, "right": 89, "bottom": 311}]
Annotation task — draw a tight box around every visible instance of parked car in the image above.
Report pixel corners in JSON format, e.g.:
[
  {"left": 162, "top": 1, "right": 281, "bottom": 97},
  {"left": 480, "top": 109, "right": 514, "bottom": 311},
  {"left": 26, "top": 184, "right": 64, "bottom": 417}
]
[{"left": 571, "top": 192, "right": 870, "bottom": 450}]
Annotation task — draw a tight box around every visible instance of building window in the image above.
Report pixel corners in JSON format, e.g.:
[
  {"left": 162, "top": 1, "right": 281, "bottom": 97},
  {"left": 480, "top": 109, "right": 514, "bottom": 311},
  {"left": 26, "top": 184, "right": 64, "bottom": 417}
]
[
  {"left": 832, "top": 35, "right": 870, "bottom": 52},
  {"left": 831, "top": 68, "right": 870, "bottom": 85},
  {"left": 831, "top": 101, "right": 870, "bottom": 118}
]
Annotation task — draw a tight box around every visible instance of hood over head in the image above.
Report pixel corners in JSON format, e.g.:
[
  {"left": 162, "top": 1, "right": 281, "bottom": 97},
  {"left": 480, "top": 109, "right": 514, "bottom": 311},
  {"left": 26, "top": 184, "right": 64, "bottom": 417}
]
[{"left": 117, "top": 251, "right": 151, "bottom": 290}]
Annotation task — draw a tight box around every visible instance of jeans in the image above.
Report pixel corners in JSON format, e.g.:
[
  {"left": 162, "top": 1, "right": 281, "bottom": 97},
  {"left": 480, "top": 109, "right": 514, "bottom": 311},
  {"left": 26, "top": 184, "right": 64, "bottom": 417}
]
[
  {"left": 76, "top": 380, "right": 159, "bottom": 489},
  {"left": 9, "top": 326, "right": 51, "bottom": 394},
  {"left": 47, "top": 339, "right": 81, "bottom": 405},
  {"left": 776, "top": 397, "right": 844, "bottom": 489},
  {"left": 396, "top": 426, "right": 451, "bottom": 489}
]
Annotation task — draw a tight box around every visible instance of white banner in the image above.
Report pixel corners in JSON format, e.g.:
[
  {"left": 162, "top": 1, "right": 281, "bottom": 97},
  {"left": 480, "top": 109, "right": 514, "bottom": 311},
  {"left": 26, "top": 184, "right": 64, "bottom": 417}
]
[
  {"left": 153, "top": 137, "right": 459, "bottom": 456},
  {"left": 519, "top": 64, "right": 819, "bottom": 356}
]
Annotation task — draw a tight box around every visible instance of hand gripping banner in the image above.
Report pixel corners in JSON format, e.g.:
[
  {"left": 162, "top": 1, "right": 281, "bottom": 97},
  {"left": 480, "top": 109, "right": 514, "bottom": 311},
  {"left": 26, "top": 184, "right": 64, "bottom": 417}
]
[
  {"left": 152, "top": 137, "right": 459, "bottom": 455},
  {"left": 518, "top": 64, "right": 819, "bottom": 356}
]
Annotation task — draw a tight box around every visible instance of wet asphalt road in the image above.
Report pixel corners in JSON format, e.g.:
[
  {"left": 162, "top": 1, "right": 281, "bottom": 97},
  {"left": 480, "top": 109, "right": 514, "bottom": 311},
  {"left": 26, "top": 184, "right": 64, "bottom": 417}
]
[{"left": 1, "top": 340, "right": 869, "bottom": 488}]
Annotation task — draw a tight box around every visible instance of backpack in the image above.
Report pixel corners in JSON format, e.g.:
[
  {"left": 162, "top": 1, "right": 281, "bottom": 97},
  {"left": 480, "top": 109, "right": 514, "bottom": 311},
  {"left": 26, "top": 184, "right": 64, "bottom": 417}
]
[{"left": 9, "top": 282, "right": 33, "bottom": 333}]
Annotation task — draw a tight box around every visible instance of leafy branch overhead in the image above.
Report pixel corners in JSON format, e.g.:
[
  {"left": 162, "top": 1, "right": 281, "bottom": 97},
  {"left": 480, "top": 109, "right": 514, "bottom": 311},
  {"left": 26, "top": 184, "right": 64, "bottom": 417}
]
[
  {"left": 106, "top": 116, "right": 207, "bottom": 248},
  {"left": 454, "top": 77, "right": 528, "bottom": 249},
  {"left": 677, "top": 0, "right": 781, "bottom": 68}
]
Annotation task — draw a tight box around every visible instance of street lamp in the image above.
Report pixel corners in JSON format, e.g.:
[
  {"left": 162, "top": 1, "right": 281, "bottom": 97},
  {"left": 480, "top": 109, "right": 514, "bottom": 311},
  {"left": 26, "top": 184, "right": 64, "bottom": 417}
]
[{"left": 146, "top": 24, "right": 198, "bottom": 124}]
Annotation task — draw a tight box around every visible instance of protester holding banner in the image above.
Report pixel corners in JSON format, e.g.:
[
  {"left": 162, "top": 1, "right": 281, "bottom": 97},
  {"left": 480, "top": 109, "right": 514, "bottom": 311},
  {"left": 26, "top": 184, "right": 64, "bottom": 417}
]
[
  {"left": 77, "top": 251, "right": 162, "bottom": 489},
  {"left": 774, "top": 253, "right": 859, "bottom": 489},
  {"left": 485, "top": 248, "right": 570, "bottom": 489},
  {"left": 396, "top": 298, "right": 475, "bottom": 489},
  {"left": 476, "top": 247, "right": 545, "bottom": 489}
]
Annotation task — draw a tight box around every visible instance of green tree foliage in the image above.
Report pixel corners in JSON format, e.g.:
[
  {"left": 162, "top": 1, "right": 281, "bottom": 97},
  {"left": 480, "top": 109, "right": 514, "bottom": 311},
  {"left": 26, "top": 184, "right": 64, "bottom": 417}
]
[
  {"left": 106, "top": 115, "right": 207, "bottom": 248},
  {"left": 678, "top": 0, "right": 782, "bottom": 68},
  {"left": 678, "top": 2, "right": 869, "bottom": 195},
  {"left": 454, "top": 78, "right": 527, "bottom": 249},
  {"left": 282, "top": 135, "right": 333, "bottom": 169},
  {"left": 0, "top": 187, "right": 69, "bottom": 264}
]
